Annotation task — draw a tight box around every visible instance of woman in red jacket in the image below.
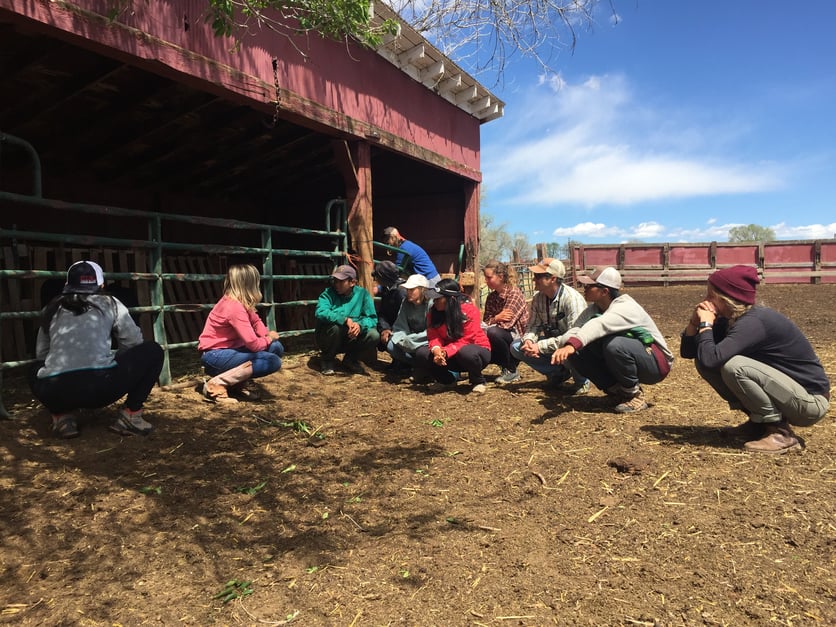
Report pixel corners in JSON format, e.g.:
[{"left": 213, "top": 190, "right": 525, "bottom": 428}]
[{"left": 415, "top": 279, "right": 491, "bottom": 394}]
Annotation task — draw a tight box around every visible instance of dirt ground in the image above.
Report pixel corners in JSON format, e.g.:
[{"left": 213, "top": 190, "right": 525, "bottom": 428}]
[{"left": 1, "top": 284, "right": 834, "bottom": 626}]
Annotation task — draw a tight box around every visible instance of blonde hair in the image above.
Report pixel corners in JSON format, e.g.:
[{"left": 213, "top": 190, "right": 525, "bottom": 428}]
[
  {"left": 708, "top": 285, "right": 752, "bottom": 322},
  {"left": 483, "top": 260, "right": 517, "bottom": 287},
  {"left": 224, "top": 264, "right": 263, "bottom": 311}
]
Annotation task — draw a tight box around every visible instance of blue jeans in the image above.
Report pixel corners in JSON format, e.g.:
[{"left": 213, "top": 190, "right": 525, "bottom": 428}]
[
  {"left": 201, "top": 340, "right": 284, "bottom": 378},
  {"left": 387, "top": 340, "right": 418, "bottom": 366},
  {"left": 510, "top": 339, "right": 588, "bottom": 385},
  {"left": 697, "top": 355, "right": 829, "bottom": 426},
  {"left": 568, "top": 335, "right": 662, "bottom": 393}
]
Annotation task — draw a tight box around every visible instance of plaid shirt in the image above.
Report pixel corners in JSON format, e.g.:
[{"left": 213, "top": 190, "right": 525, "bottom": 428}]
[{"left": 483, "top": 284, "right": 529, "bottom": 336}]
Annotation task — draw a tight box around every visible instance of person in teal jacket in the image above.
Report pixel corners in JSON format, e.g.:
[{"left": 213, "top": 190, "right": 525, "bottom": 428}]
[{"left": 315, "top": 264, "right": 379, "bottom": 375}]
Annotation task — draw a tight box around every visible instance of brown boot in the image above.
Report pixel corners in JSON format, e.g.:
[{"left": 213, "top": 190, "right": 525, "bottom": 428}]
[
  {"left": 743, "top": 421, "right": 802, "bottom": 454},
  {"left": 203, "top": 361, "right": 254, "bottom": 404},
  {"left": 720, "top": 420, "right": 765, "bottom": 440},
  {"left": 614, "top": 388, "right": 648, "bottom": 413}
]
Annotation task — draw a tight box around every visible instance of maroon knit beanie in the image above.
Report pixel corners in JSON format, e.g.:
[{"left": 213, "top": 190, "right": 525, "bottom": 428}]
[{"left": 708, "top": 265, "right": 760, "bottom": 305}]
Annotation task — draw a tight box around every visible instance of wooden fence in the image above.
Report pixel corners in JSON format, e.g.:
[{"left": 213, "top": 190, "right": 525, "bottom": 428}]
[{"left": 567, "top": 240, "right": 836, "bottom": 286}]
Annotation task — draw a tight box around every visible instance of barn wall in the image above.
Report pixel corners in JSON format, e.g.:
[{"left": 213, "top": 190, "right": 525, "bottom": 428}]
[{"left": 0, "top": 0, "right": 482, "bottom": 180}]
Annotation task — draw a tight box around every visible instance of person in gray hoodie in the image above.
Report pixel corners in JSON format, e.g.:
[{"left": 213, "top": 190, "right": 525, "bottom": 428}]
[
  {"left": 551, "top": 266, "right": 673, "bottom": 413},
  {"left": 29, "top": 260, "right": 163, "bottom": 438}
]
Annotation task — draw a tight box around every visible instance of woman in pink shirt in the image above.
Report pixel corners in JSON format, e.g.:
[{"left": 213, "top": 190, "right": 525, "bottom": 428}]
[{"left": 198, "top": 264, "right": 283, "bottom": 403}]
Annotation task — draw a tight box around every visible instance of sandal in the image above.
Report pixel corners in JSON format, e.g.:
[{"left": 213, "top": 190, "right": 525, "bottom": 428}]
[{"left": 52, "top": 414, "right": 80, "bottom": 439}]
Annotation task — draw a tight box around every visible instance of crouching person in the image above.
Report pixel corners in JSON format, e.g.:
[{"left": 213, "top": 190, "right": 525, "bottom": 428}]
[
  {"left": 386, "top": 274, "right": 431, "bottom": 376},
  {"left": 551, "top": 267, "right": 673, "bottom": 413},
  {"left": 314, "top": 264, "right": 379, "bottom": 375},
  {"left": 199, "top": 264, "right": 284, "bottom": 403},
  {"left": 680, "top": 265, "right": 830, "bottom": 454},
  {"left": 29, "top": 260, "right": 164, "bottom": 438}
]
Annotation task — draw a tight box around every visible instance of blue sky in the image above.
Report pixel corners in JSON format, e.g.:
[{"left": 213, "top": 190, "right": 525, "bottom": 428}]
[{"left": 478, "top": 1, "right": 836, "bottom": 245}]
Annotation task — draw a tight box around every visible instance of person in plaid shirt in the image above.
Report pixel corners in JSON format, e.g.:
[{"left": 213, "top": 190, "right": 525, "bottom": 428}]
[{"left": 482, "top": 261, "right": 529, "bottom": 384}]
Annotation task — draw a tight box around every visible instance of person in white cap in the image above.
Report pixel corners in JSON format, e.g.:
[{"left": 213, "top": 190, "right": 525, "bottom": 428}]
[
  {"left": 551, "top": 266, "right": 674, "bottom": 413},
  {"left": 28, "top": 260, "right": 164, "bottom": 438},
  {"left": 314, "top": 264, "right": 379, "bottom": 375},
  {"left": 385, "top": 274, "right": 431, "bottom": 376},
  {"left": 510, "top": 258, "right": 589, "bottom": 394}
]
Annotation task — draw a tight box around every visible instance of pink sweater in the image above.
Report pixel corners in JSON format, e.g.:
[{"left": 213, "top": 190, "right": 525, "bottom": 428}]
[{"left": 198, "top": 296, "right": 271, "bottom": 352}]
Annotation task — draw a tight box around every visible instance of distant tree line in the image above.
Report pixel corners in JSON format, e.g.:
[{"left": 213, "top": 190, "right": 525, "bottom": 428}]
[{"left": 479, "top": 216, "right": 779, "bottom": 264}]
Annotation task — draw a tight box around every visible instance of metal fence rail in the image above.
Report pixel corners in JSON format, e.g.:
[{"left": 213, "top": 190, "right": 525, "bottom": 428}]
[{"left": 0, "top": 192, "right": 349, "bottom": 418}]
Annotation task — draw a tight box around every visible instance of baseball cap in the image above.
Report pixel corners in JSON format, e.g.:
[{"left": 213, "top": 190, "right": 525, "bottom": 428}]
[
  {"left": 402, "top": 274, "right": 429, "bottom": 289},
  {"left": 331, "top": 264, "right": 357, "bottom": 280},
  {"left": 577, "top": 267, "right": 623, "bottom": 290},
  {"left": 63, "top": 260, "right": 105, "bottom": 294},
  {"left": 527, "top": 257, "right": 566, "bottom": 279}
]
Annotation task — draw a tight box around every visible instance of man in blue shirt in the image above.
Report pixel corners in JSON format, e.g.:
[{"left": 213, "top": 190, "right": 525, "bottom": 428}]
[{"left": 383, "top": 226, "right": 441, "bottom": 287}]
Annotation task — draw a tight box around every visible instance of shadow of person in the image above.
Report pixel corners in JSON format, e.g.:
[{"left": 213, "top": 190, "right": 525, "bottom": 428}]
[{"left": 639, "top": 424, "right": 788, "bottom": 450}]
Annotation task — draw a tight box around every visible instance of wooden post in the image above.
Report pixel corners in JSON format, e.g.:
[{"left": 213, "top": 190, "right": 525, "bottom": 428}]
[{"left": 334, "top": 140, "right": 374, "bottom": 291}]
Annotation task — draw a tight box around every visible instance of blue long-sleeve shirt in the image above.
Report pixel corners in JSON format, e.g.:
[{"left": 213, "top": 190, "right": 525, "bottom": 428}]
[{"left": 395, "top": 240, "right": 438, "bottom": 280}]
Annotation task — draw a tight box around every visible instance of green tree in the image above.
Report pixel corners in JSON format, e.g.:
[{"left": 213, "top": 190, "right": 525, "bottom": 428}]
[
  {"left": 479, "top": 213, "right": 532, "bottom": 265},
  {"left": 543, "top": 239, "right": 581, "bottom": 261},
  {"left": 109, "top": 0, "right": 397, "bottom": 47},
  {"left": 728, "top": 224, "right": 776, "bottom": 243}
]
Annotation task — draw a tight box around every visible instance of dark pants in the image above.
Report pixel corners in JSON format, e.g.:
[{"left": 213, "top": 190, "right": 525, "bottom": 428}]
[
  {"left": 568, "top": 335, "right": 663, "bottom": 393},
  {"left": 315, "top": 322, "right": 379, "bottom": 362},
  {"left": 486, "top": 326, "right": 519, "bottom": 371},
  {"left": 29, "top": 341, "right": 164, "bottom": 414},
  {"left": 415, "top": 344, "right": 491, "bottom": 385}
]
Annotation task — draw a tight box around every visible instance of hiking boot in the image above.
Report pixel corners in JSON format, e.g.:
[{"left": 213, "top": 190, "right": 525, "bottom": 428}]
[
  {"left": 110, "top": 408, "right": 154, "bottom": 436},
  {"left": 342, "top": 356, "right": 365, "bottom": 374},
  {"left": 495, "top": 368, "right": 520, "bottom": 384},
  {"left": 720, "top": 420, "right": 765, "bottom": 440},
  {"left": 471, "top": 383, "right": 487, "bottom": 394},
  {"left": 743, "top": 422, "right": 802, "bottom": 454},
  {"left": 52, "top": 414, "right": 80, "bottom": 439},
  {"left": 431, "top": 380, "right": 457, "bottom": 392},
  {"left": 321, "top": 360, "right": 336, "bottom": 376},
  {"left": 614, "top": 390, "right": 649, "bottom": 414}
]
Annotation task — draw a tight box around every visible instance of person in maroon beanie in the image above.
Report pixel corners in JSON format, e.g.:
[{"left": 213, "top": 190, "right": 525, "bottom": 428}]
[{"left": 680, "top": 265, "right": 830, "bottom": 454}]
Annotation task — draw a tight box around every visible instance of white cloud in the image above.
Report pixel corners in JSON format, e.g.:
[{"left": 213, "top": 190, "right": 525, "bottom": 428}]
[
  {"left": 483, "top": 73, "right": 784, "bottom": 208},
  {"left": 771, "top": 222, "right": 836, "bottom": 239},
  {"left": 547, "top": 219, "right": 836, "bottom": 243}
]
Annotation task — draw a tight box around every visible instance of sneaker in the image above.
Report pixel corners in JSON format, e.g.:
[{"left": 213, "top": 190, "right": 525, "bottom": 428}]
[
  {"left": 471, "top": 383, "right": 487, "bottom": 394},
  {"left": 556, "top": 380, "right": 591, "bottom": 395},
  {"left": 342, "top": 357, "right": 365, "bottom": 374},
  {"left": 495, "top": 368, "right": 520, "bottom": 384},
  {"left": 743, "top": 422, "right": 802, "bottom": 454},
  {"left": 614, "top": 390, "right": 649, "bottom": 414},
  {"left": 321, "top": 360, "right": 336, "bottom": 376},
  {"left": 52, "top": 414, "right": 80, "bottom": 439},
  {"left": 110, "top": 408, "right": 154, "bottom": 436}
]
